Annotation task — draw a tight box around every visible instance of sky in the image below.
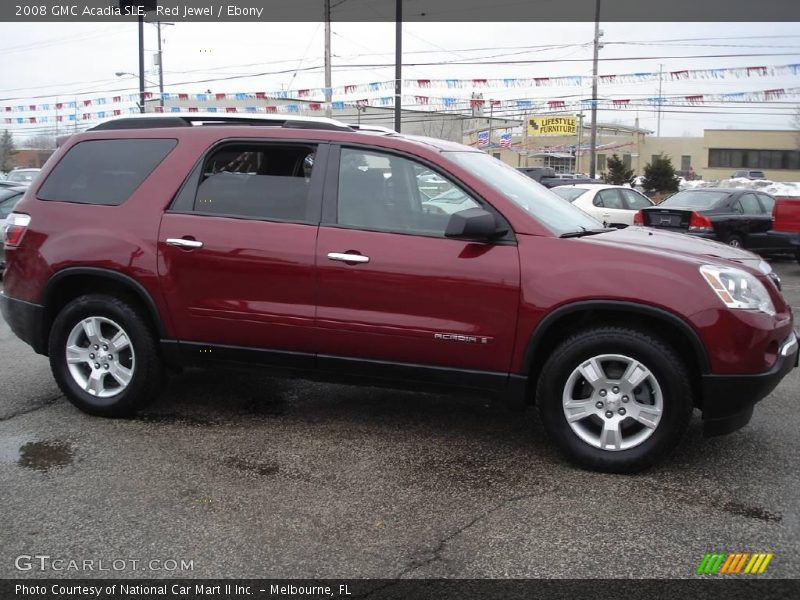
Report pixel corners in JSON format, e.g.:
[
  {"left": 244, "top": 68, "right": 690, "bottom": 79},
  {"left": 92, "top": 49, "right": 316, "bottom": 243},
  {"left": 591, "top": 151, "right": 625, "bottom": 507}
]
[{"left": 1, "top": 20, "right": 799, "bottom": 142}]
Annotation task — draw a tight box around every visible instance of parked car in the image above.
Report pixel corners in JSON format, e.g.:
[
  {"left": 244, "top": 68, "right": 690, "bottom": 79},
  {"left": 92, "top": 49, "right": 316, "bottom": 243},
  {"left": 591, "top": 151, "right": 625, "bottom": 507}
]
[
  {"left": 636, "top": 188, "right": 793, "bottom": 256},
  {"left": 5, "top": 168, "right": 41, "bottom": 185},
  {"left": 768, "top": 196, "right": 800, "bottom": 264},
  {"left": 0, "top": 180, "right": 26, "bottom": 189},
  {"left": 551, "top": 184, "right": 653, "bottom": 227},
  {"left": 517, "top": 167, "right": 595, "bottom": 188},
  {"left": 731, "top": 170, "right": 766, "bottom": 180},
  {"left": 1, "top": 113, "right": 796, "bottom": 473},
  {"left": 422, "top": 187, "right": 478, "bottom": 215},
  {"left": 0, "top": 186, "right": 27, "bottom": 274}
]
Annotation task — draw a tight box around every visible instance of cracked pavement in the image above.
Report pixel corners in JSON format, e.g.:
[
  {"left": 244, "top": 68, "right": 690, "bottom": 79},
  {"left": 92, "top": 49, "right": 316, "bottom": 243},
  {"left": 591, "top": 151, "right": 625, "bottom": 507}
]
[{"left": 0, "top": 260, "right": 798, "bottom": 579}]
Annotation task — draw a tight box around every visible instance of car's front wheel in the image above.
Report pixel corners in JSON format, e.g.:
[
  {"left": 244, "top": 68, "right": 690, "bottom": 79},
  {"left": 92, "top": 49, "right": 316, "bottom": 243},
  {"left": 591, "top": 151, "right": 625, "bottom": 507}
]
[
  {"left": 48, "top": 294, "right": 163, "bottom": 417},
  {"left": 536, "top": 327, "right": 693, "bottom": 473}
]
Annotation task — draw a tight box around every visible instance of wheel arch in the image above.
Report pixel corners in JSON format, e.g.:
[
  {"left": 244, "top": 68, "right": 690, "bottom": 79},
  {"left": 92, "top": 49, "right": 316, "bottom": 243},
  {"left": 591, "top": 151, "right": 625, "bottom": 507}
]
[
  {"left": 38, "top": 267, "right": 166, "bottom": 356},
  {"left": 522, "top": 300, "right": 710, "bottom": 405}
]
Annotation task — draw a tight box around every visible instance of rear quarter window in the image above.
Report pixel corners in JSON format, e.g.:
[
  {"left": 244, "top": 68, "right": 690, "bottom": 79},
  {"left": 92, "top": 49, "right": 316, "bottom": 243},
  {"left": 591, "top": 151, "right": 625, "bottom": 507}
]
[{"left": 37, "top": 138, "right": 177, "bottom": 206}]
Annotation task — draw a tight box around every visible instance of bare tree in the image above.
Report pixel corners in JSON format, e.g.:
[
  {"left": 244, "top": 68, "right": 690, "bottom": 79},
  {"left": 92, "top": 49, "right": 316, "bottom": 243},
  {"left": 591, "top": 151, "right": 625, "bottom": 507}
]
[
  {"left": 0, "top": 129, "right": 17, "bottom": 172},
  {"left": 794, "top": 105, "right": 800, "bottom": 150},
  {"left": 24, "top": 132, "right": 57, "bottom": 150}
]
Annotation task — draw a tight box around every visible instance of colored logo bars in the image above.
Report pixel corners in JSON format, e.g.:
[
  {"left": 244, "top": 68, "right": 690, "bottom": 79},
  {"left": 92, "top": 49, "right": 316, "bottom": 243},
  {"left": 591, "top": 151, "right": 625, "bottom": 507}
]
[{"left": 696, "top": 552, "right": 774, "bottom": 575}]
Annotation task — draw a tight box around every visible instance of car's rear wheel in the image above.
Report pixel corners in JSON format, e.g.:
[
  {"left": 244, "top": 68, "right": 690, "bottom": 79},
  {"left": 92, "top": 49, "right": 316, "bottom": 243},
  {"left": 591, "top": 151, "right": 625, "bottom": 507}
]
[
  {"left": 726, "top": 234, "right": 744, "bottom": 248},
  {"left": 49, "top": 294, "right": 162, "bottom": 417},
  {"left": 536, "top": 327, "right": 693, "bottom": 473}
]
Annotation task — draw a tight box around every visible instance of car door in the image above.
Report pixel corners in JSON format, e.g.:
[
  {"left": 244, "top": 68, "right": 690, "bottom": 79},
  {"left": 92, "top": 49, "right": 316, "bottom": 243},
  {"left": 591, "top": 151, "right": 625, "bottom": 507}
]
[
  {"left": 314, "top": 145, "right": 521, "bottom": 384},
  {"left": 157, "top": 141, "right": 327, "bottom": 362},
  {"left": 594, "top": 189, "right": 630, "bottom": 227},
  {"left": 736, "top": 192, "right": 772, "bottom": 251}
]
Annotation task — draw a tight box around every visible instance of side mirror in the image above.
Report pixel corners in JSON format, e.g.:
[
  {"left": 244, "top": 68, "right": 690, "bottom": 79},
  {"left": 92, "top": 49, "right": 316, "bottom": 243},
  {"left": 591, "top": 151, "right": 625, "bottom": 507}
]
[{"left": 444, "top": 207, "right": 508, "bottom": 241}]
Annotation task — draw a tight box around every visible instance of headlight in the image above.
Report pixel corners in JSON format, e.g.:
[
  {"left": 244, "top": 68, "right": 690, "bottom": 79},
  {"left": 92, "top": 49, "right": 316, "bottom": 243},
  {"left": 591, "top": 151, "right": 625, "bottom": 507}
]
[{"left": 699, "top": 265, "right": 776, "bottom": 316}]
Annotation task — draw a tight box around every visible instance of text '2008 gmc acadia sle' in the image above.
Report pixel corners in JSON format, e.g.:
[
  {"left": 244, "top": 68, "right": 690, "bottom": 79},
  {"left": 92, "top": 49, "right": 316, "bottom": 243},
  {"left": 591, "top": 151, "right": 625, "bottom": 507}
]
[{"left": 1, "top": 114, "right": 797, "bottom": 472}]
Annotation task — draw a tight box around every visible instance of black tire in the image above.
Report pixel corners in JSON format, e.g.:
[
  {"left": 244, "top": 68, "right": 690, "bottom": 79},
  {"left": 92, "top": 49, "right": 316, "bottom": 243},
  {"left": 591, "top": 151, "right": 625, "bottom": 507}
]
[
  {"left": 48, "top": 294, "right": 163, "bottom": 417},
  {"left": 536, "top": 327, "right": 693, "bottom": 473},
  {"left": 725, "top": 234, "right": 744, "bottom": 249}
]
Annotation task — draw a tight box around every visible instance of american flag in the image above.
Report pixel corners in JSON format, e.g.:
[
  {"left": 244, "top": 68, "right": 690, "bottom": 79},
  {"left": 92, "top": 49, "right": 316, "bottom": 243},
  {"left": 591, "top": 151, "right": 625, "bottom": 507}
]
[
  {"left": 499, "top": 132, "right": 512, "bottom": 148},
  {"left": 477, "top": 130, "right": 490, "bottom": 146}
]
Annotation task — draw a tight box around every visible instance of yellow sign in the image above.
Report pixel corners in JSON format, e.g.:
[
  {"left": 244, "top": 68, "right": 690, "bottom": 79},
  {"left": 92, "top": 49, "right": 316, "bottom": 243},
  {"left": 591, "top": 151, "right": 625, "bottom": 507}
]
[{"left": 527, "top": 116, "right": 577, "bottom": 136}]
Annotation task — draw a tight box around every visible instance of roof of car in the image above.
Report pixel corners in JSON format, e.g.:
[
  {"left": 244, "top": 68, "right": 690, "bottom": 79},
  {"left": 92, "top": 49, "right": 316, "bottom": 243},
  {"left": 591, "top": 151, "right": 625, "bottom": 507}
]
[
  {"left": 679, "top": 188, "right": 765, "bottom": 194},
  {"left": 555, "top": 184, "right": 628, "bottom": 190},
  {"left": 81, "top": 113, "right": 483, "bottom": 156}
]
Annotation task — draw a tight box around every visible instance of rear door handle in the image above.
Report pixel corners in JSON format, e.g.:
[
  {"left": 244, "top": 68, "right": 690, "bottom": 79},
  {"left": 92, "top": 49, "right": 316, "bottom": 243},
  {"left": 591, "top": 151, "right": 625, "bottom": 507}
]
[
  {"left": 166, "top": 238, "right": 204, "bottom": 249},
  {"left": 327, "top": 252, "right": 369, "bottom": 264}
]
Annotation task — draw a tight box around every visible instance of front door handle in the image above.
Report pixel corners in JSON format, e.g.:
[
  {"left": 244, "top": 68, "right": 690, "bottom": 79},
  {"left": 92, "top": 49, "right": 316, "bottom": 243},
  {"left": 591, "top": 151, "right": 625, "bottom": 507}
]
[
  {"left": 327, "top": 252, "right": 369, "bottom": 264},
  {"left": 166, "top": 238, "right": 204, "bottom": 249}
]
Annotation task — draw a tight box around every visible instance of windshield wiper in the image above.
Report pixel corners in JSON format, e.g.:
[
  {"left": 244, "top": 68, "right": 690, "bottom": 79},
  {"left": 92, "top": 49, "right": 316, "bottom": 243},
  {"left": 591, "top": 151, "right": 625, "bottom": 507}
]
[{"left": 559, "top": 227, "right": 615, "bottom": 238}]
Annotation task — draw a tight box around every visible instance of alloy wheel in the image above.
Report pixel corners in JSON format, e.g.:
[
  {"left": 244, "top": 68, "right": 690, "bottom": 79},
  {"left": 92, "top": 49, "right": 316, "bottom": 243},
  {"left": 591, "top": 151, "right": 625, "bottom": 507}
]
[
  {"left": 562, "top": 354, "right": 664, "bottom": 451},
  {"left": 65, "top": 316, "right": 135, "bottom": 398}
]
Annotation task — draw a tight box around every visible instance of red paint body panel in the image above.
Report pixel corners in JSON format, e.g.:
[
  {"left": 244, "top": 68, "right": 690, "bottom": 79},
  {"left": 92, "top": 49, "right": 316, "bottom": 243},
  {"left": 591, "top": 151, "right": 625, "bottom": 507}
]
[
  {"left": 315, "top": 226, "right": 520, "bottom": 372},
  {"left": 158, "top": 214, "right": 319, "bottom": 351},
  {"left": 772, "top": 197, "right": 800, "bottom": 233}
]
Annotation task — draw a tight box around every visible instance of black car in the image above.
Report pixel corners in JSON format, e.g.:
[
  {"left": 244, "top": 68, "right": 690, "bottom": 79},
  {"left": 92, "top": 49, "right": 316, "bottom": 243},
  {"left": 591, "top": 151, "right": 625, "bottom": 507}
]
[
  {"left": 0, "top": 186, "right": 27, "bottom": 274},
  {"left": 639, "top": 188, "right": 793, "bottom": 255}
]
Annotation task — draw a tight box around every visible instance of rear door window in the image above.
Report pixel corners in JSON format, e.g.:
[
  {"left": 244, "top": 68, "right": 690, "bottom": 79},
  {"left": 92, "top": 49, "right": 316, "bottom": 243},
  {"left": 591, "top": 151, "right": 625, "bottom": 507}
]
[
  {"left": 597, "top": 189, "right": 625, "bottom": 209},
  {"left": 37, "top": 139, "right": 177, "bottom": 206},
  {"left": 756, "top": 193, "right": 775, "bottom": 214},
  {"left": 739, "top": 193, "right": 764, "bottom": 215},
  {"left": 620, "top": 189, "right": 652, "bottom": 210},
  {"left": 190, "top": 143, "right": 319, "bottom": 223}
]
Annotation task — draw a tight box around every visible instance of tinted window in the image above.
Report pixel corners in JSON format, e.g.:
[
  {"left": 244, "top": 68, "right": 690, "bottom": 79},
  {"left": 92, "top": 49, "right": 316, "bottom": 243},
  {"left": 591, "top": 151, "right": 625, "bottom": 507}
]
[
  {"left": 337, "top": 148, "right": 480, "bottom": 236},
  {"left": 739, "top": 193, "right": 764, "bottom": 215},
  {"left": 597, "top": 189, "right": 624, "bottom": 209},
  {"left": 551, "top": 187, "right": 588, "bottom": 202},
  {"left": 38, "top": 139, "right": 176, "bottom": 206},
  {"left": 660, "top": 190, "right": 729, "bottom": 209},
  {"left": 757, "top": 193, "right": 775, "bottom": 214},
  {"left": 193, "top": 144, "right": 317, "bottom": 222},
  {"left": 621, "top": 189, "right": 652, "bottom": 210}
]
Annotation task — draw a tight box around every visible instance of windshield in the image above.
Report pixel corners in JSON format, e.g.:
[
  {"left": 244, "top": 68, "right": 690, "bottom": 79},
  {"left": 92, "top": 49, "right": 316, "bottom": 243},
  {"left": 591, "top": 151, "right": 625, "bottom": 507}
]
[
  {"left": 660, "top": 190, "right": 729, "bottom": 209},
  {"left": 446, "top": 152, "right": 601, "bottom": 235},
  {"left": 551, "top": 187, "right": 589, "bottom": 203}
]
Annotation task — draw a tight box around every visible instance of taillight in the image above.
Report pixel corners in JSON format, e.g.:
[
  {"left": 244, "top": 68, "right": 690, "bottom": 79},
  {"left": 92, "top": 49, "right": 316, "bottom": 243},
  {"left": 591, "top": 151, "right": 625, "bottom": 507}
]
[
  {"left": 3, "top": 213, "right": 31, "bottom": 247},
  {"left": 688, "top": 211, "right": 713, "bottom": 232},
  {"left": 633, "top": 210, "right": 643, "bottom": 225}
]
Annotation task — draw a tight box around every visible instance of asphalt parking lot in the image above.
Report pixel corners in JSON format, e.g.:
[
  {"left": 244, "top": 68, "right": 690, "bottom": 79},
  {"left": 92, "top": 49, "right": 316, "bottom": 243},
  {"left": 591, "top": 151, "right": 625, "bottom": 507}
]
[{"left": 0, "top": 260, "right": 798, "bottom": 580}]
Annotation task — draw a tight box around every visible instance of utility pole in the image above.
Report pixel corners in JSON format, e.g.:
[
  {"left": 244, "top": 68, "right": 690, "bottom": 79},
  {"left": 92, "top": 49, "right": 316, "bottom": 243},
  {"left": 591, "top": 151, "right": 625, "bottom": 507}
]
[
  {"left": 157, "top": 21, "right": 164, "bottom": 107},
  {"left": 324, "top": 0, "right": 332, "bottom": 118},
  {"left": 138, "top": 14, "right": 145, "bottom": 113},
  {"left": 588, "top": 0, "right": 602, "bottom": 178},
  {"left": 488, "top": 99, "right": 494, "bottom": 151},
  {"left": 576, "top": 111, "right": 584, "bottom": 173},
  {"left": 394, "top": 0, "right": 402, "bottom": 132},
  {"left": 657, "top": 63, "right": 663, "bottom": 137}
]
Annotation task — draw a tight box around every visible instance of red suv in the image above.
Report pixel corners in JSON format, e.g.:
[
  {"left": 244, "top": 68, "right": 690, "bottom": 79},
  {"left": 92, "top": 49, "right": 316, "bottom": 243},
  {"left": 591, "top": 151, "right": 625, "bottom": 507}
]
[{"left": 1, "top": 114, "right": 797, "bottom": 473}]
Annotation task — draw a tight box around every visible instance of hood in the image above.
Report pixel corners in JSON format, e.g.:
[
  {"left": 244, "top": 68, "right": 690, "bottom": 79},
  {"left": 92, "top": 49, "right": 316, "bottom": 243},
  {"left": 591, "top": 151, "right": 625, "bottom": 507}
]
[{"left": 582, "top": 226, "right": 763, "bottom": 269}]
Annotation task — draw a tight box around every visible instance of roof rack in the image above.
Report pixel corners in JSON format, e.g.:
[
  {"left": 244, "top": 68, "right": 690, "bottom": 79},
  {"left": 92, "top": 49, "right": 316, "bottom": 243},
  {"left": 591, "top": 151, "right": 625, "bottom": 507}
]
[
  {"left": 89, "top": 112, "right": 355, "bottom": 132},
  {"left": 346, "top": 123, "right": 396, "bottom": 134}
]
